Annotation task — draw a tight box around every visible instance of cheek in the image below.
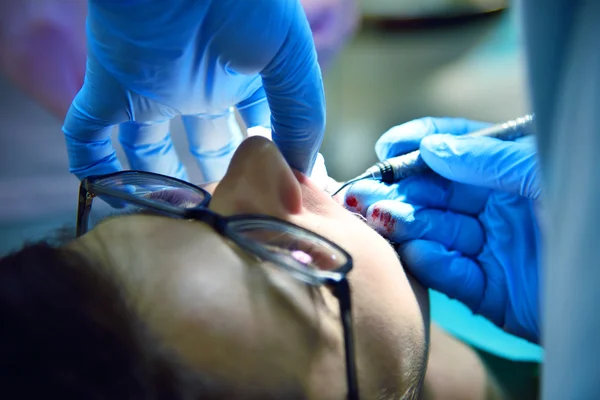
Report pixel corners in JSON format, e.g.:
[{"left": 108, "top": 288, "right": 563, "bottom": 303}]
[
  {"left": 351, "top": 252, "right": 423, "bottom": 335},
  {"left": 344, "top": 234, "right": 429, "bottom": 391},
  {"left": 351, "top": 267, "right": 429, "bottom": 393}
]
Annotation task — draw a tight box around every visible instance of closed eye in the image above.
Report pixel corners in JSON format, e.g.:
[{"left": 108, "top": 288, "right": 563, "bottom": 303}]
[{"left": 144, "top": 189, "right": 205, "bottom": 208}]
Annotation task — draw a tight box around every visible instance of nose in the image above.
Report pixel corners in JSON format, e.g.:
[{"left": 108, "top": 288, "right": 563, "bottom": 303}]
[{"left": 209, "top": 136, "right": 303, "bottom": 218}]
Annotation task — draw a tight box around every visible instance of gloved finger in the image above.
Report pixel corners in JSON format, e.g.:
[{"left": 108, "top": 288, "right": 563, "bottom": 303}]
[
  {"left": 375, "top": 117, "right": 490, "bottom": 161},
  {"left": 344, "top": 175, "right": 490, "bottom": 216},
  {"left": 516, "top": 134, "right": 536, "bottom": 145},
  {"left": 365, "top": 200, "right": 484, "bottom": 256},
  {"left": 208, "top": 1, "right": 324, "bottom": 174},
  {"left": 62, "top": 54, "right": 130, "bottom": 179},
  {"left": 343, "top": 178, "right": 404, "bottom": 216},
  {"left": 309, "top": 153, "right": 330, "bottom": 191},
  {"left": 398, "top": 239, "right": 485, "bottom": 313},
  {"left": 118, "top": 119, "right": 188, "bottom": 181},
  {"left": 395, "top": 174, "right": 490, "bottom": 215},
  {"left": 236, "top": 86, "right": 271, "bottom": 129},
  {"left": 420, "top": 134, "right": 541, "bottom": 199},
  {"left": 182, "top": 109, "right": 244, "bottom": 183},
  {"left": 259, "top": 1, "right": 325, "bottom": 174}
]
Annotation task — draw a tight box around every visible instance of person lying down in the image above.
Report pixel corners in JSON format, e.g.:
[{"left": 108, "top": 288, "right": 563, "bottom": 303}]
[{"left": 0, "top": 136, "right": 504, "bottom": 400}]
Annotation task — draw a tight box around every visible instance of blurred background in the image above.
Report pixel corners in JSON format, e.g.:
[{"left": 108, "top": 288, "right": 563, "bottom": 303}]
[
  {"left": 0, "top": 1, "right": 540, "bottom": 397},
  {"left": 322, "top": 0, "right": 528, "bottom": 180}
]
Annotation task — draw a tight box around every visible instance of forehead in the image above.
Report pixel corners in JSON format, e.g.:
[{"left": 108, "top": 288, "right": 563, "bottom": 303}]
[{"left": 78, "top": 214, "right": 338, "bottom": 387}]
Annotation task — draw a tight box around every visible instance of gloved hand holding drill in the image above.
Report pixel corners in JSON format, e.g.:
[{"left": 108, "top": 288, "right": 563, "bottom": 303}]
[
  {"left": 1, "top": 0, "right": 357, "bottom": 185},
  {"left": 346, "top": 117, "right": 542, "bottom": 343}
]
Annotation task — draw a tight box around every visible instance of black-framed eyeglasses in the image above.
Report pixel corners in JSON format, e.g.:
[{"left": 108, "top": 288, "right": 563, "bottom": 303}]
[{"left": 76, "top": 170, "right": 359, "bottom": 399}]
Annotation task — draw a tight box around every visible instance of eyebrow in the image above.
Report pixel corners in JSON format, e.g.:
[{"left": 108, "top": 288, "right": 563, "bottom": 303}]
[
  {"left": 144, "top": 190, "right": 203, "bottom": 208},
  {"left": 95, "top": 189, "right": 198, "bottom": 227},
  {"left": 94, "top": 207, "right": 177, "bottom": 229},
  {"left": 99, "top": 211, "right": 333, "bottom": 320},
  {"left": 95, "top": 193, "right": 334, "bottom": 311}
]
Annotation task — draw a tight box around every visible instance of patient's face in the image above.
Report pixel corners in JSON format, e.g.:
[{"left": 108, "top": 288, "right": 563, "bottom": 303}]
[{"left": 72, "top": 137, "right": 429, "bottom": 399}]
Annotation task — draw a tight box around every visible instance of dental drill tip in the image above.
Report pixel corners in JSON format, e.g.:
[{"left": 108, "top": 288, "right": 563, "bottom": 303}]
[
  {"left": 331, "top": 180, "right": 356, "bottom": 197},
  {"left": 330, "top": 173, "right": 372, "bottom": 197}
]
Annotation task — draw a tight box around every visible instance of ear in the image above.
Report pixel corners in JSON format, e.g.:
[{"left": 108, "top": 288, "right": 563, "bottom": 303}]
[{"left": 211, "top": 136, "right": 303, "bottom": 216}]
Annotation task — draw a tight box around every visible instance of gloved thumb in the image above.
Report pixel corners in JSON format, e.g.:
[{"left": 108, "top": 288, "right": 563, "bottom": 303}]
[
  {"left": 398, "top": 239, "right": 486, "bottom": 312},
  {"left": 420, "top": 134, "right": 541, "bottom": 200},
  {"left": 309, "top": 153, "right": 331, "bottom": 192}
]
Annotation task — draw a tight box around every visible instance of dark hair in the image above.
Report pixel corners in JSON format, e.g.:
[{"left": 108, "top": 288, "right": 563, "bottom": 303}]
[
  {"left": 0, "top": 241, "right": 310, "bottom": 400},
  {"left": 0, "top": 241, "right": 206, "bottom": 399}
]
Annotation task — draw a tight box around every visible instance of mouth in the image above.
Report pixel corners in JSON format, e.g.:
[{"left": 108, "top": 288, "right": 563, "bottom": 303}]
[{"left": 349, "top": 211, "right": 368, "bottom": 224}]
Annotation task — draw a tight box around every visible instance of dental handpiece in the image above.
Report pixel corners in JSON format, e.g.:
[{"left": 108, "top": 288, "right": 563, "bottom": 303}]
[{"left": 332, "top": 114, "right": 535, "bottom": 196}]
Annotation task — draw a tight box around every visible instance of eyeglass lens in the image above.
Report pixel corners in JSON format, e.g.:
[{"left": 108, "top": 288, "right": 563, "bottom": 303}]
[
  {"left": 228, "top": 219, "right": 348, "bottom": 272},
  {"left": 85, "top": 174, "right": 207, "bottom": 229}
]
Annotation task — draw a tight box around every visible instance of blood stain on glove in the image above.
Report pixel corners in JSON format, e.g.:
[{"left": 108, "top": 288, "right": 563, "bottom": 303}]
[
  {"left": 368, "top": 206, "right": 396, "bottom": 235},
  {"left": 345, "top": 195, "right": 363, "bottom": 214},
  {"left": 345, "top": 195, "right": 358, "bottom": 207}
]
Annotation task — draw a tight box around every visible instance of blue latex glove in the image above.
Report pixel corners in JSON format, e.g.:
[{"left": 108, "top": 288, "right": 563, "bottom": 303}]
[
  {"left": 345, "top": 117, "right": 542, "bottom": 343},
  {"left": 63, "top": 0, "right": 325, "bottom": 183}
]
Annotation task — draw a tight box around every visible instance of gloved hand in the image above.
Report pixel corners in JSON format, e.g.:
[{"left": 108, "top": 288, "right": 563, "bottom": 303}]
[
  {"left": 345, "top": 117, "right": 542, "bottom": 343},
  {"left": 63, "top": 0, "right": 325, "bottom": 184},
  {"left": 246, "top": 126, "right": 331, "bottom": 191}
]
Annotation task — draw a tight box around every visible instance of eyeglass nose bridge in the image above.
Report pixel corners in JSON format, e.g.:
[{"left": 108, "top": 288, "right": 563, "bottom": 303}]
[{"left": 187, "top": 207, "right": 229, "bottom": 234}]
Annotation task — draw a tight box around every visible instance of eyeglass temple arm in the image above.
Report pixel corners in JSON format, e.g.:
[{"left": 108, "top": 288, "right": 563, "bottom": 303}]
[
  {"left": 76, "top": 184, "right": 93, "bottom": 237},
  {"left": 333, "top": 279, "right": 359, "bottom": 400}
]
